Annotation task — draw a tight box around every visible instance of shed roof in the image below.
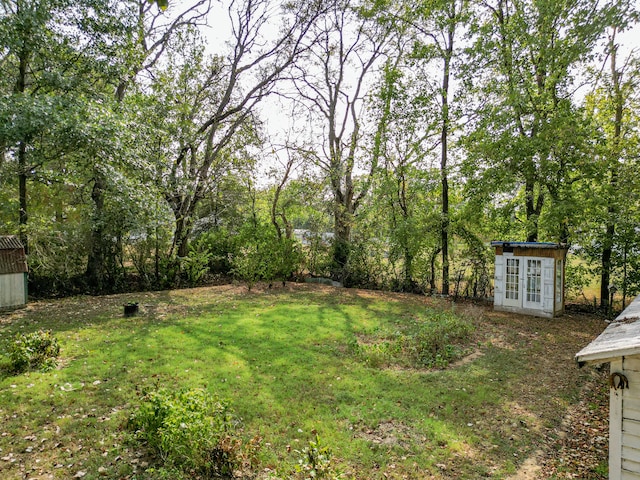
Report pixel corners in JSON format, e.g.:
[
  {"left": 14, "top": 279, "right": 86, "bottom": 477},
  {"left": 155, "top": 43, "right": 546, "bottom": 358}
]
[
  {"left": 0, "top": 236, "right": 28, "bottom": 274},
  {"left": 575, "top": 295, "right": 640, "bottom": 366},
  {"left": 491, "top": 241, "right": 567, "bottom": 249},
  {"left": 0, "top": 236, "right": 24, "bottom": 250}
]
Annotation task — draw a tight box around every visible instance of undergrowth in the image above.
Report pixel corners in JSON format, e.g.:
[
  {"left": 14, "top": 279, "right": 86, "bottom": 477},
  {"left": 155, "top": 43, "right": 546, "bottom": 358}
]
[
  {"left": 352, "top": 309, "right": 475, "bottom": 369},
  {"left": 5, "top": 329, "right": 60, "bottom": 374},
  {"left": 129, "top": 387, "right": 260, "bottom": 478},
  {"left": 293, "top": 434, "right": 343, "bottom": 480}
]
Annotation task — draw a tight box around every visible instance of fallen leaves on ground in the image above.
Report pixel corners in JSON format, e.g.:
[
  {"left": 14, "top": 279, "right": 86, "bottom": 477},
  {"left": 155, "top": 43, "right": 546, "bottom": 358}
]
[{"left": 539, "top": 368, "right": 609, "bottom": 479}]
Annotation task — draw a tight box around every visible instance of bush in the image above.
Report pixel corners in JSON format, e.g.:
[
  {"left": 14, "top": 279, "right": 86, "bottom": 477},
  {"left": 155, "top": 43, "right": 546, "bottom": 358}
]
[
  {"left": 129, "top": 387, "right": 258, "bottom": 478},
  {"left": 565, "top": 258, "right": 592, "bottom": 300},
  {"left": 7, "top": 329, "right": 60, "bottom": 373},
  {"left": 231, "top": 224, "right": 303, "bottom": 290},
  {"left": 340, "top": 236, "right": 392, "bottom": 289},
  {"left": 402, "top": 312, "right": 474, "bottom": 368},
  {"left": 181, "top": 246, "right": 212, "bottom": 287},
  {"left": 194, "top": 228, "right": 240, "bottom": 274},
  {"left": 353, "top": 310, "right": 474, "bottom": 369},
  {"left": 231, "top": 243, "right": 266, "bottom": 291},
  {"left": 294, "top": 435, "right": 343, "bottom": 480}
]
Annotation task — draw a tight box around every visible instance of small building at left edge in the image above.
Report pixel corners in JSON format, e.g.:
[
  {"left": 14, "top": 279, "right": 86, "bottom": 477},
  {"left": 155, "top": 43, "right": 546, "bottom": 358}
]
[{"left": 0, "top": 235, "right": 28, "bottom": 310}]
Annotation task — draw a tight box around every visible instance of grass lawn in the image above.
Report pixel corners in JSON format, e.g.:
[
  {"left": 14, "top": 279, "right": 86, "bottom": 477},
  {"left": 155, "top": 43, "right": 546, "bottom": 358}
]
[{"left": 0, "top": 283, "right": 609, "bottom": 479}]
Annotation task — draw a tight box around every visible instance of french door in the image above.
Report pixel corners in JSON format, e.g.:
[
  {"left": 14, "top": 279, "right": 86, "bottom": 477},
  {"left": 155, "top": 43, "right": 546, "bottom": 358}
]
[
  {"left": 503, "top": 258, "right": 521, "bottom": 307},
  {"left": 523, "top": 258, "right": 542, "bottom": 309},
  {"left": 502, "top": 257, "right": 543, "bottom": 310}
]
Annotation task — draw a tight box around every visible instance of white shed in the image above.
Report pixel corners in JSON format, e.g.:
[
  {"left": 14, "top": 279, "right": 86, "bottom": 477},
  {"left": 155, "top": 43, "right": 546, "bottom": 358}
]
[
  {"left": 576, "top": 295, "right": 640, "bottom": 480},
  {"left": 492, "top": 241, "right": 568, "bottom": 318},
  {"left": 0, "top": 236, "right": 28, "bottom": 310}
]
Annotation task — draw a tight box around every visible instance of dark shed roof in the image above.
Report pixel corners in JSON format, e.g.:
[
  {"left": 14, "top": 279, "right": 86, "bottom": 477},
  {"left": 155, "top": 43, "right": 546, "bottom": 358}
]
[
  {"left": 491, "top": 241, "right": 567, "bottom": 250},
  {"left": 0, "top": 236, "right": 28, "bottom": 274}
]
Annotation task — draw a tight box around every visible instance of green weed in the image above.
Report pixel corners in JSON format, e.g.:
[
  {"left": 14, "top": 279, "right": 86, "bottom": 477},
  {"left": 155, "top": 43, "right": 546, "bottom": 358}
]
[
  {"left": 5, "top": 329, "right": 60, "bottom": 374},
  {"left": 294, "top": 434, "right": 343, "bottom": 480},
  {"left": 129, "top": 386, "right": 258, "bottom": 478},
  {"left": 353, "top": 309, "right": 474, "bottom": 369}
]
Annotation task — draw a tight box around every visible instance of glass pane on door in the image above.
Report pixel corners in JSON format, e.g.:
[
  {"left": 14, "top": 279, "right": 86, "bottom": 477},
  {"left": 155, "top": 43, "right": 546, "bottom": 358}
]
[
  {"left": 526, "top": 259, "right": 542, "bottom": 303},
  {"left": 505, "top": 258, "right": 520, "bottom": 301},
  {"left": 555, "top": 259, "right": 563, "bottom": 305}
]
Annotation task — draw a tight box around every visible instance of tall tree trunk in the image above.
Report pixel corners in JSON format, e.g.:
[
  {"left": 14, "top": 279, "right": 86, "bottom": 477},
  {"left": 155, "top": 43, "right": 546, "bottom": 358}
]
[
  {"left": 600, "top": 218, "right": 615, "bottom": 310},
  {"left": 168, "top": 188, "right": 199, "bottom": 259},
  {"left": 86, "top": 173, "right": 106, "bottom": 291},
  {"left": 404, "top": 247, "right": 413, "bottom": 290},
  {"left": 440, "top": 67, "right": 450, "bottom": 296},
  {"left": 398, "top": 172, "right": 414, "bottom": 290},
  {"left": 16, "top": 23, "right": 30, "bottom": 254},
  {"left": 332, "top": 205, "right": 351, "bottom": 282},
  {"left": 600, "top": 32, "right": 623, "bottom": 311},
  {"left": 170, "top": 210, "right": 192, "bottom": 259},
  {"left": 271, "top": 157, "right": 294, "bottom": 241},
  {"left": 440, "top": 13, "right": 455, "bottom": 295},
  {"left": 524, "top": 176, "right": 544, "bottom": 242},
  {"left": 18, "top": 141, "right": 28, "bottom": 254}
]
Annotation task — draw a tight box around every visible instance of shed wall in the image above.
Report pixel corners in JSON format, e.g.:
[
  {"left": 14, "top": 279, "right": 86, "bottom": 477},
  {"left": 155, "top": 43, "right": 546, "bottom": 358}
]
[
  {"left": 0, "top": 272, "right": 27, "bottom": 308},
  {"left": 610, "top": 355, "right": 640, "bottom": 480},
  {"left": 494, "top": 254, "right": 558, "bottom": 317}
]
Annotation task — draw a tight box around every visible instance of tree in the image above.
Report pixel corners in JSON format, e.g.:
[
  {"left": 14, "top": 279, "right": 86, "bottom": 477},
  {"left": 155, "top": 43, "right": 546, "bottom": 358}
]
[
  {"left": 146, "top": 0, "right": 326, "bottom": 259},
  {"left": 0, "top": 0, "right": 79, "bottom": 253},
  {"left": 84, "top": 0, "right": 210, "bottom": 291},
  {"left": 291, "top": 0, "right": 394, "bottom": 282},
  {"left": 582, "top": 21, "right": 640, "bottom": 310},
  {"left": 464, "top": 0, "right": 609, "bottom": 243},
  {"left": 368, "top": 54, "right": 441, "bottom": 291},
  {"left": 408, "top": 0, "right": 469, "bottom": 295}
]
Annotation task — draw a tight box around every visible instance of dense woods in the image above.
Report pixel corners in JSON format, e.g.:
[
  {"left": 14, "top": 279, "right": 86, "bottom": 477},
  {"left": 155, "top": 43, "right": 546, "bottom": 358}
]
[{"left": 1, "top": 0, "right": 639, "bottom": 307}]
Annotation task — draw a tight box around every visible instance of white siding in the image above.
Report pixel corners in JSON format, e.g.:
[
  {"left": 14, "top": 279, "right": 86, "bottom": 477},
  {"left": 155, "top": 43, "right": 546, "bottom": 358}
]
[
  {"left": 613, "top": 358, "right": 624, "bottom": 480},
  {"left": 610, "top": 355, "right": 640, "bottom": 480},
  {"left": 494, "top": 255, "right": 504, "bottom": 307},
  {"left": 542, "top": 258, "right": 554, "bottom": 313},
  {"left": 493, "top": 249, "right": 565, "bottom": 317},
  {"left": 0, "top": 273, "right": 26, "bottom": 308}
]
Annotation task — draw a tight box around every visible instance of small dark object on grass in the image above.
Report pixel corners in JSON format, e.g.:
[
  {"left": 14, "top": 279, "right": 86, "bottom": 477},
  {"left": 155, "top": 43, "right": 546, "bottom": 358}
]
[{"left": 124, "top": 302, "right": 139, "bottom": 317}]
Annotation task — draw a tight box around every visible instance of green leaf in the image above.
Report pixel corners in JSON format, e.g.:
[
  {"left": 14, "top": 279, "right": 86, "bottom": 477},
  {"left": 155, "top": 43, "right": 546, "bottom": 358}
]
[{"left": 148, "top": 0, "right": 169, "bottom": 11}]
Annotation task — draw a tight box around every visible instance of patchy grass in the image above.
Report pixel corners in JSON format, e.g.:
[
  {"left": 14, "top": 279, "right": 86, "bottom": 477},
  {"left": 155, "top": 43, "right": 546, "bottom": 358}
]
[
  {"left": 0, "top": 284, "right": 608, "bottom": 479},
  {"left": 351, "top": 307, "right": 475, "bottom": 370}
]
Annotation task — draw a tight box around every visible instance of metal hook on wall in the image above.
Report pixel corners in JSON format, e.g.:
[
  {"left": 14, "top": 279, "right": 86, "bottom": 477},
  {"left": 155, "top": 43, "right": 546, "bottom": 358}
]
[{"left": 610, "top": 372, "right": 629, "bottom": 390}]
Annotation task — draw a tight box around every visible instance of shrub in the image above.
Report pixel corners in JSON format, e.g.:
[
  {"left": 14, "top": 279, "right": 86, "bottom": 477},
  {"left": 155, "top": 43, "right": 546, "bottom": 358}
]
[
  {"left": 231, "top": 224, "right": 303, "bottom": 290},
  {"left": 294, "top": 435, "right": 343, "bottom": 480},
  {"left": 565, "top": 258, "right": 592, "bottom": 301},
  {"left": 7, "top": 329, "right": 60, "bottom": 373},
  {"left": 342, "top": 237, "right": 391, "bottom": 289},
  {"left": 193, "top": 228, "right": 240, "bottom": 274},
  {"left": 231, "top": 243, "right": 266, "bottom": 291},
  {"left": 353, "top": 310, "right": 474, "bottom": 369},
  {"left": 402, "top": 312, "right": 474, "bottom": 368},
  {"left": 129, "top": 387, "right": 258, "bottom": 478},
  {"left": 181, "top": 247, "right": 212, "bottom": 287}
]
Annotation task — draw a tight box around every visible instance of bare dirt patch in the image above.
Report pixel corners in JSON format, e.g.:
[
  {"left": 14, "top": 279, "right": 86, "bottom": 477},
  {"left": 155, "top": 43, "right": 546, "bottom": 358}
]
[
  {"left": 449, "top": 349, "right": 485, "bottom": 368},
  {"left": 506, "top": 450, "right": 544, "bottom": 480},
  {"left": 355, "top": 421, "right": 421, "bottom": 450}
]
